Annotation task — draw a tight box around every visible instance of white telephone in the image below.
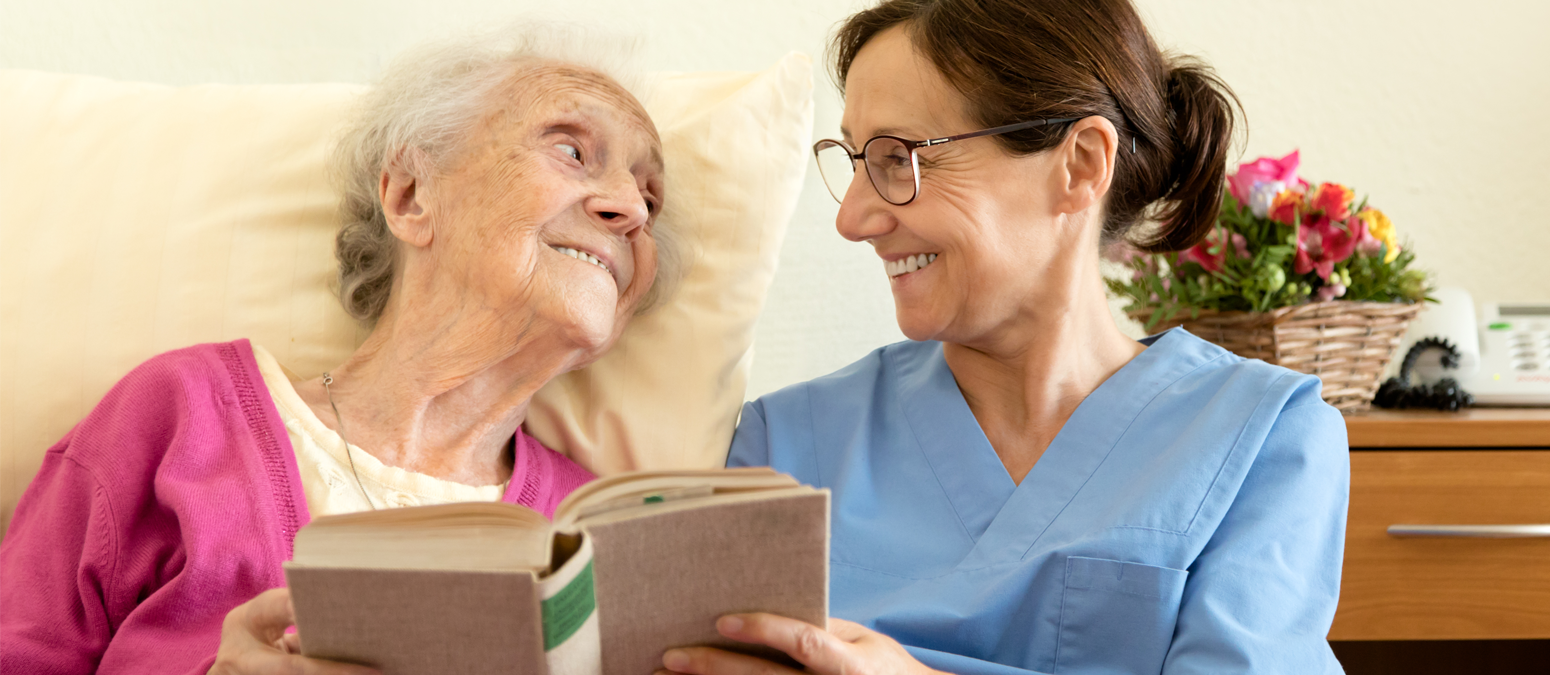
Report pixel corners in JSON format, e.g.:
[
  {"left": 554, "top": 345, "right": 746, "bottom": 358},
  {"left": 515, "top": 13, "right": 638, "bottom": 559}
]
[{"left": 1396, "top": 287, "right": 1550, "bottom": 406}]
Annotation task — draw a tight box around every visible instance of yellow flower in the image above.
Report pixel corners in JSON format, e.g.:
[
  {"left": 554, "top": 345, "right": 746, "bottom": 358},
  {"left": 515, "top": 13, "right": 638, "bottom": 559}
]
[{"left": 1359, "top": 208, "right": 1400, "bottom": 263}]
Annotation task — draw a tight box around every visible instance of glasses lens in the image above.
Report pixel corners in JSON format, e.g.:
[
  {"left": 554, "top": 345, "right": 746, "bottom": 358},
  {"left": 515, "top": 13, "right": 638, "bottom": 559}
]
[
  {"left": 862, "top": 137, "right": 917, "bottom": 205},
  {"left": 814, "top": 140, "right": 858, "bottom": 203}
]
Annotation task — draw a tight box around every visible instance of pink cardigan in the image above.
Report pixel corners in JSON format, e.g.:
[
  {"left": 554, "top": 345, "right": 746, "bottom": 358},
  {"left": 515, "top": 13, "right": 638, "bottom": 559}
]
[{"left": 0, "top": 340, "right": 595, "bottom": 674}]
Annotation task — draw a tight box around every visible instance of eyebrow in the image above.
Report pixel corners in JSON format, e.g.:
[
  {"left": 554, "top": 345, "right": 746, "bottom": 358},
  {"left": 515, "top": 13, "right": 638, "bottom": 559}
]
[
  {"left": 838, "top": 126, "right": 924, "bottom": 144},
  {"left": 553, "top": 104, "right": 664, "bottom": 169},
  {"left": 544, "top": 120, "right": 591, "bottom": 137}
]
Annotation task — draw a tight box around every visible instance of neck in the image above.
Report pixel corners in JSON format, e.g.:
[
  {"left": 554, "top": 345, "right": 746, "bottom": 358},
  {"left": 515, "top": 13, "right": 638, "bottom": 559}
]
[
  {"left": 943, "top": 244, "right": 1144, "bottom": 484},
  {"left": 302, "top": 280, "right": 587, "bottom": 487}
]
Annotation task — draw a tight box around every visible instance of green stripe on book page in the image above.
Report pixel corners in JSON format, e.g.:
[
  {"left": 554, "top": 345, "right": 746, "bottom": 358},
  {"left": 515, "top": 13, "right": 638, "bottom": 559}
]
[{"left": 542, "top": 560, "right": 596, "bottom": 650}]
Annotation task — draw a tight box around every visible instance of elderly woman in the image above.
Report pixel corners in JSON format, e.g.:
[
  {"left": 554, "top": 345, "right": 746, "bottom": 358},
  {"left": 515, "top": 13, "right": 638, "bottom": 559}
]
[
  {"left": 666, "top": 1, "right": 1349, "bottom": 674},
  {"left": 0, "top": 28, "right": 670, "bottom": 675}
]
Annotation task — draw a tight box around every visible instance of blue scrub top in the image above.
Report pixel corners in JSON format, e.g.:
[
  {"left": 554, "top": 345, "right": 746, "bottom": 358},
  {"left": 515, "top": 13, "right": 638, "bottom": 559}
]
[{"left": 728, "top": 329, "right": 1349, "bottom": 675}]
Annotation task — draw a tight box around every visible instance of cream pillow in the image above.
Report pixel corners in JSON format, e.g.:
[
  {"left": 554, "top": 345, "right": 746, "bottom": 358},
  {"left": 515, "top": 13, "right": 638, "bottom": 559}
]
[{"left": 0, "top": 55, "right": 813, "bottom": 534}]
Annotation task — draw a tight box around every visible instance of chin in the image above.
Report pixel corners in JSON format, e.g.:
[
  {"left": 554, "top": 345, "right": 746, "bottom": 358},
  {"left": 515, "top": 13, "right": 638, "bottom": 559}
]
[
  {"left": 552, "top": 307, "right": 620, "bottom": 358},
  {"left": 893, "top": 302, "right": 949, "bottom": 343}
]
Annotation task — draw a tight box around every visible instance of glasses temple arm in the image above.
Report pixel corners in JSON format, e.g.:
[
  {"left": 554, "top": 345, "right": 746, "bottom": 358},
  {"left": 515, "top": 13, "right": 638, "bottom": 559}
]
[{"left": 916, "top": 118, "right": 1082, "bottom": 147}]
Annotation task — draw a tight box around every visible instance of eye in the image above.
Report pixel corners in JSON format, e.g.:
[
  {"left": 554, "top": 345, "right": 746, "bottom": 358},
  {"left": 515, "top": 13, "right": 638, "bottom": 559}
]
[{"left": 556, "top": 143, "right": 582, "bottom": 162}]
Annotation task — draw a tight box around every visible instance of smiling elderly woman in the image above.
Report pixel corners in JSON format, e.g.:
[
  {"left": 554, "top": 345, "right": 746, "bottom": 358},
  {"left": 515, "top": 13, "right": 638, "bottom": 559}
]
[{"left": 0, "top": 27, "right": 675, "bottom": 675}]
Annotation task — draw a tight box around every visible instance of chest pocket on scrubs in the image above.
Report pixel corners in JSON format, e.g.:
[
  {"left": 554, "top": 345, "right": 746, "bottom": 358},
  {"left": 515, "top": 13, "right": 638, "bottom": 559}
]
[{"left": 1054, "top": 557, "right": 1187, "bottom": 675}]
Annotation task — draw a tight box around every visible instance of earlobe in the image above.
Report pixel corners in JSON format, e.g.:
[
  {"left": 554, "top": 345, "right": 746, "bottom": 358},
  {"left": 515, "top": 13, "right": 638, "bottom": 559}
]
[{"left": 379, "top": 163, "right": 434, "bottom": 248}]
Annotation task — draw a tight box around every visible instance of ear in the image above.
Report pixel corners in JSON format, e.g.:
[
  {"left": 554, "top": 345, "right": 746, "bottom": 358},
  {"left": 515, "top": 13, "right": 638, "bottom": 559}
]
[
  {"left": 379, "top": 157, "right": 435, "bottom": 249},
  {"left": 1050, "top": 115, "right": 1119, "bottom": 217}
]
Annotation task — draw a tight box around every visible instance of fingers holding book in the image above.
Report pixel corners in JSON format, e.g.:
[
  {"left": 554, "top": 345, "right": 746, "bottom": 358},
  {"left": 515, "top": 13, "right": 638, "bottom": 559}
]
[
  {"left": 657, "top": 613, "right": 950, "bottom": 675},
  {"left": 209, "top": 588, "right": 381, "bottom": 675}
]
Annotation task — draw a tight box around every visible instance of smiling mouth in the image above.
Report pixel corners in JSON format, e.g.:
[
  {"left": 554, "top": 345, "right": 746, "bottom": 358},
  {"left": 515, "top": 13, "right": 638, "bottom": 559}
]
[
  {"left": 887, "top": 253, "right": 938, "bottom": 278},
  {"left": 550, "top": 245, "right": 612, "bottom": 277}
]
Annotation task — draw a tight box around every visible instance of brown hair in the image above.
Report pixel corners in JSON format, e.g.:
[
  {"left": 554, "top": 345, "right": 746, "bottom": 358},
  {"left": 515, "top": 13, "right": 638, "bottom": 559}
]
[{"left": 834, "top": 0, "right": 1239, "bottom": 252}]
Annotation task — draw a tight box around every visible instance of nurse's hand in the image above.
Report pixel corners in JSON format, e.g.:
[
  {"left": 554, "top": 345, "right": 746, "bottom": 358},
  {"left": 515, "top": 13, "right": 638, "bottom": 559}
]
[
  {"left": 209, "top": 588, "right": 380, "bottom": 675},
  {"left": 657, "top": 613, "right": 949, "bottom": 675}
]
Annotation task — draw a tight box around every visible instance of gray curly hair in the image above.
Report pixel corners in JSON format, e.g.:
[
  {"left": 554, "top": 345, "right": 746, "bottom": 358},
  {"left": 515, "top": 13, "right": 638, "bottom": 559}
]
[{"left": 330, "top": 23, "right": 683, "bottom": 324}]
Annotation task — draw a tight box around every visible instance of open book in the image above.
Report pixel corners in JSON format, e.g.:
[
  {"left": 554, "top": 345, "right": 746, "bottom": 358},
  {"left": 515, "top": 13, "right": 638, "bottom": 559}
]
[{"left": 284, "top": 467, "right": 829, "bottom": 675}]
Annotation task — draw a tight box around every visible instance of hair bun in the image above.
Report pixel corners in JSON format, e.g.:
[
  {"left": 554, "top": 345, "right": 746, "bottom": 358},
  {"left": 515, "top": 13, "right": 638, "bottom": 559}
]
[{"left": 1139, "top": 59, "right": 1238, "bottom": 253}]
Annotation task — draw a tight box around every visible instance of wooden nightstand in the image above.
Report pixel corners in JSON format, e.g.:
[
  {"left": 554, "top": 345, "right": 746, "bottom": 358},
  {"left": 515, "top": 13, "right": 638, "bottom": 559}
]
[{"left": 1329, "top": 409, "right": 1550, "bottom": 674}]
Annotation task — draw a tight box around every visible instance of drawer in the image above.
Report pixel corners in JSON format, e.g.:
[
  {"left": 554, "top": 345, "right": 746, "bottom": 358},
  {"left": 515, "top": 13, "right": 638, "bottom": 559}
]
[{"left": 1329, "top": 450, "right": 1550, "bottom": 640}]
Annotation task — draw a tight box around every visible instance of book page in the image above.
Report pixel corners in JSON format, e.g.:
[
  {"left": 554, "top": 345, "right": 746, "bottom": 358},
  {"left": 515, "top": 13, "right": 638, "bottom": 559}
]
[
  {"left": 540, "top": 535, "right": 602, "bottom": 675},
  {"left": 294, "top": 502, "right": 553, "bottom": 572},
  {"left": 553, "top": 468, "right": 795, "bottom": 528}
]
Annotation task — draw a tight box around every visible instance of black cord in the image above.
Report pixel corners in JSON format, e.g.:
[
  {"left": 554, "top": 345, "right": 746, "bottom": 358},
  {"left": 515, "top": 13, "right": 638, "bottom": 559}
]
[{"left": 1372, "top": 336, "right": 1474, "bottom": 411}]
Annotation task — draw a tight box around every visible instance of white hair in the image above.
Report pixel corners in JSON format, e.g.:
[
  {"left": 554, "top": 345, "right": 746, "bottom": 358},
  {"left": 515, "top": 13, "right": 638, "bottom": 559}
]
[{"left": 331, "top": 21, "right": 682, "bottom": 323}]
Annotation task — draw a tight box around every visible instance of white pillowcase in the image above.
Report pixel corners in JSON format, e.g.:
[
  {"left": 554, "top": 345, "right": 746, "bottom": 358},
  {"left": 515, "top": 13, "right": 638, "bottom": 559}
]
[{"left": 0, "top": 55, "right": 813, "bottom": 533}]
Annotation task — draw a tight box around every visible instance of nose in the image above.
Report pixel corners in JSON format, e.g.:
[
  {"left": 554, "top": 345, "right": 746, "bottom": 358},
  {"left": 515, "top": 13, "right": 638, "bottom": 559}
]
[
  {"left": 587, "top": 170, "right": 650, "bottom": 237},
  {"left": 834, "top": 176, "right": 897, "bottom": 243}
]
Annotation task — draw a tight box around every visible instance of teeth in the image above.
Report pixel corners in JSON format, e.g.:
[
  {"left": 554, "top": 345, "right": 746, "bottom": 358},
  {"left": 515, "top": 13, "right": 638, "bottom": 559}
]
[
  {"left": 887, "top": 253, "right": 938, "bottom": 278},
  {"left": 549, "top": 245, "right": 611, "bottom": 275}
]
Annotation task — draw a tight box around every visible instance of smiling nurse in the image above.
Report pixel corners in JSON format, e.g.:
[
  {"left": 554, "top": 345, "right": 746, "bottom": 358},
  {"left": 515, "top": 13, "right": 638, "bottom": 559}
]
[{"left": 659, "top": 1, "right": 1350, "bottom": 674}]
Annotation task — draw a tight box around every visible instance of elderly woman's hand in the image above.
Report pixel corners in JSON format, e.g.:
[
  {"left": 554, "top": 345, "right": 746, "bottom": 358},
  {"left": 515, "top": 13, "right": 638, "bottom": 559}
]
[
  {"left": 208, "top": 588, "right": 379, "bottom": 675},
  {"left": 657, "top": 614, "right": 949, "bottom": 675}
]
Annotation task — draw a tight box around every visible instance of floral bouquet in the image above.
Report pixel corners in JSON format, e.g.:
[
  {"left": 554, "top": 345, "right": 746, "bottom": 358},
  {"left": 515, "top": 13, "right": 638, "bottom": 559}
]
[{"left": 1109, "top": 150, "right": 1430, "bottom": 331}]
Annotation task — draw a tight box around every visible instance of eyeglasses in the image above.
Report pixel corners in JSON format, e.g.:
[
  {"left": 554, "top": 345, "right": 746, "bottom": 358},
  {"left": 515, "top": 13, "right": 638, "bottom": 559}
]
[{"left": 812, "top": 118, "right": 1079, "bottom": 206}]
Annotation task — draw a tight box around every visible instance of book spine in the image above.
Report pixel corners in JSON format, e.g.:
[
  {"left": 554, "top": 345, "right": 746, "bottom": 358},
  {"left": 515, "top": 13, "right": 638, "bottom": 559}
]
[{"left": 540, "top": 535, "right": 601, "bottom": 675}]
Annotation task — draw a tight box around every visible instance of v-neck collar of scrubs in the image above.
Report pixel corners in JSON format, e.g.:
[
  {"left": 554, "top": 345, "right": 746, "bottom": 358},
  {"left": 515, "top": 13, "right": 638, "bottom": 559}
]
[
  {"left": 894, "top": 328, "right": 1224, "bottom": 570},
  {"left": 892, "top": 341, "right": 1017, "bottom": 542}
]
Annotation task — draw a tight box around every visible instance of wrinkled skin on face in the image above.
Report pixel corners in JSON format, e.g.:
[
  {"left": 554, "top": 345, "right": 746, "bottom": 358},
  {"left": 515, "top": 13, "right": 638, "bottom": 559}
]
[{"left": 403, "top": 62, "right": 665, "bottom": 372}]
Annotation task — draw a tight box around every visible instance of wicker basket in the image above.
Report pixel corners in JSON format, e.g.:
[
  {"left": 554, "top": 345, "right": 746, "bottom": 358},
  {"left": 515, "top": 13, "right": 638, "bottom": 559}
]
[{"left": 1130, "top": 301, "right": 1423, "bottom": 412}]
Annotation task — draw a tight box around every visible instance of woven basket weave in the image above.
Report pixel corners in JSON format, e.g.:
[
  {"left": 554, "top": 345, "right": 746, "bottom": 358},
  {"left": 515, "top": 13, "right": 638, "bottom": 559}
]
[{"left": 1130, "top": 301, "right": 1423, "bottom": 412}]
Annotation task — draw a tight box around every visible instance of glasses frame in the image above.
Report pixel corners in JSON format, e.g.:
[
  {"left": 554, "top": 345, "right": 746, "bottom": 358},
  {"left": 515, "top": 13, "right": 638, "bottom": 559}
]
[{"left": 813, "top": 118, "right": 1081, "bottom": 206}]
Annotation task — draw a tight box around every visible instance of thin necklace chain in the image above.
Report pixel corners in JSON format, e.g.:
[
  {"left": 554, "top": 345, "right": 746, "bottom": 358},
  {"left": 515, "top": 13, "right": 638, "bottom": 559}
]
[{"left": 321, "top": 372, "right": 377, "bottom": 511}]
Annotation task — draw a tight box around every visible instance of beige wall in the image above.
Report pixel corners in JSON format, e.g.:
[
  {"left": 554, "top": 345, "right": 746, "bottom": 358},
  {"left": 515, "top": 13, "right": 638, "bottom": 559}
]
[{"left": 4, "top": 0, "right": 1546, "bottom": 399}]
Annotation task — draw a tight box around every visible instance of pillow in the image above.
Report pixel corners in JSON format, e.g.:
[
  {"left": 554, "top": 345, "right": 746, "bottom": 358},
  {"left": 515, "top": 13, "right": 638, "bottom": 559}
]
[{"left": 0, "top": 55, "right": 813, "bottom": 534}]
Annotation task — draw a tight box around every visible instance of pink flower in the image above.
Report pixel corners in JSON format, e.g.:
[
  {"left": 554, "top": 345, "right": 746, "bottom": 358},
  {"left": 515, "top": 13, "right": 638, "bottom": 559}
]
[
  {"left": 1179, "top": 228, "right": 1249, "bottom": 274},
  {"left": 1315, "top": 283, "right": 1347, "bottom": 302},
  {"left": 1103, "top": 241, "right": 1143, "bottom": 265},
  {"left": 1228, "top": 150, "right": 1305, "bottom": 205},
  {"left": 1107, "top": 241, "right": 1160, "bottom": 280},
  {"left": 1355, "top": 225, "right": 1385, "bottom": 257},
  {"left": 1231, "top": 233, "right": 1250, "bottom": 260},
  {"left": 1294, "top": 216, "right": 1365, "bottom": 280}
]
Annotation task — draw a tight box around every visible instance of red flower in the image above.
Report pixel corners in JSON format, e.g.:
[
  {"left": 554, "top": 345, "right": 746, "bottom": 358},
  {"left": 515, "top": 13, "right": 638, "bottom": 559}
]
[
  {"left": 1294, "top": 216, "right": 1365, "bottom": 280},
  {"left": 1181, "top": 243, "right": 1223, "bottom": 273},
  {"left": 1179, "top": 227, "right": 1243, "bottom": 273},
  {"left": 1267, "top": 188, "right": 1304, "bottom": 226},
  {"left": 1310, "top": 183, "right": 1355, "bottom": 221}
]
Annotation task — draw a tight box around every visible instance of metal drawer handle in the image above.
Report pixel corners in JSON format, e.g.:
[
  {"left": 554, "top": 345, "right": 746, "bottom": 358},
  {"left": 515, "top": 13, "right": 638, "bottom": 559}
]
[{"left": 1388, "top": 524, "right": 1550, "bottom": 538}]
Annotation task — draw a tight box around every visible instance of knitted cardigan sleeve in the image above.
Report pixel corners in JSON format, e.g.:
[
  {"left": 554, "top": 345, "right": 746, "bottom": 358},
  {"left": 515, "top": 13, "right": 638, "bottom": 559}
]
[
  {"left": 0, "top": 341, "right": 299, "bottom": 675},
  {"left": 0, "top": 436, "right": 121, "bottom": 673}
]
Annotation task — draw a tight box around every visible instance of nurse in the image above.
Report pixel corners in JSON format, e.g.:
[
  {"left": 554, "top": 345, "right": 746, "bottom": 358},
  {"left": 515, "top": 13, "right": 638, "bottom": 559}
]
[{"left": 658, "top": 0, "right": 1349, "bottom": 674}]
